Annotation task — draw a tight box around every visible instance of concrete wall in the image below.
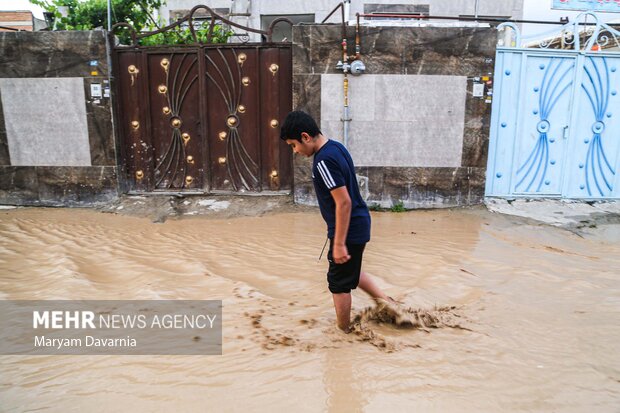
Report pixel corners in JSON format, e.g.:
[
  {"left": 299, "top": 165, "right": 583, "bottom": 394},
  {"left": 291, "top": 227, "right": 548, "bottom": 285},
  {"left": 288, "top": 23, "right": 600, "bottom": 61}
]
[
  {"left": 292, "top": 24, "right": 496, "bottom": 208},
  {"left": 0, "top": 31, "right": 118, "bottom": 206}
]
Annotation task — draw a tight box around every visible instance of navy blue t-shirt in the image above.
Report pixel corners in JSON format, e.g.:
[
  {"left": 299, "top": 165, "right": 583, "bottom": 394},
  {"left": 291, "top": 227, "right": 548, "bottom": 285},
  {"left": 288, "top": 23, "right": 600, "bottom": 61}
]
[{"left": 312, "top": 139, "right": 371, "bottom": 244}]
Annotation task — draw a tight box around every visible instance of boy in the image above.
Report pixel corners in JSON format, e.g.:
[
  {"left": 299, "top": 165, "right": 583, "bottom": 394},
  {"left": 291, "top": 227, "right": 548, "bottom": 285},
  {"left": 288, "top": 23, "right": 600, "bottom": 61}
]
[{"left": 280, "top": 111, "right": 395, "bottom": 332}]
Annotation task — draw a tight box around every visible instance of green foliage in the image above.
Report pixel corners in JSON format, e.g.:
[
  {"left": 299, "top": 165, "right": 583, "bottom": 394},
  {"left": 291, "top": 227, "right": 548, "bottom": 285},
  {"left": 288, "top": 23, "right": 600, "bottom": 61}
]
[
  {"left": 390, "top": 201, "right": 406, "bottom": 213},
  {"left": 138, "top": 22, "right": 234, "bottom": 46},
  {"left": 368, "top": 203, "right": 381, "bottom": 211},
  {"left": 28, "top": 0, "right": 233, "bottom": 45},
  {"left": 30, "top": 0, "right": 163, "bottom": 31}
]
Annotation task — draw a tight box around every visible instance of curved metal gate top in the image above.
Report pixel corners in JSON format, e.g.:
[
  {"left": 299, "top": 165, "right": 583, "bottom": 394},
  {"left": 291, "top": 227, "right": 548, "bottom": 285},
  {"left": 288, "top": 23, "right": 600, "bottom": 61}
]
[
  {"left": 486, "top": 12, "right": 620, "bottom": 200},
  {"left": 111, "top": 6, "right": 293, "bottom": 194}
]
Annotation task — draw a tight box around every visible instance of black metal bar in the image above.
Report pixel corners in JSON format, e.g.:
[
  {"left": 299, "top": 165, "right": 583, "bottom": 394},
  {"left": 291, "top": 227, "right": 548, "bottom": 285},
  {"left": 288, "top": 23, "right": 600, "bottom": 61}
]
[
  {"left": 356, "top": 13, "right": 578, "bottom": 26},
  {"left": 321, "top": 2, "right": 346, "bottom": 40}
]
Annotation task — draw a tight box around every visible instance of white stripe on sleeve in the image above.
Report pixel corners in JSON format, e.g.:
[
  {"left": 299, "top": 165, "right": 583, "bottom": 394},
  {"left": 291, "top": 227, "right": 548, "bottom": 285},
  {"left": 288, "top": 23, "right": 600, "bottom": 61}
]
[
  {"left": 316, "top": 162, "right": 333, "bottom": 188},
  {"left": 318, "top": 160, "right": 336, "bottom": 188}
]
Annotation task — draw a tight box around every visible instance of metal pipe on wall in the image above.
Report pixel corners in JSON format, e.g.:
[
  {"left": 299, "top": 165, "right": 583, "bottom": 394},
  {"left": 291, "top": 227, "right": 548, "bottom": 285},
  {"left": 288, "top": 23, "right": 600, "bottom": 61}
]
[
  {"left": 324, "top": 1, "right": 360, "bottom": 148},
  {"left": 107, "top": 0, "right": 112, "bottom": 31}
]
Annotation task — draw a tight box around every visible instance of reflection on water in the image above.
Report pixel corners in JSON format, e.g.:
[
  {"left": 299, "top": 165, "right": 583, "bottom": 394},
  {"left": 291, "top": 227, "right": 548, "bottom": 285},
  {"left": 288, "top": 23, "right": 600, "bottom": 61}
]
[{"left": 0, "top": 207, "right": 619, "bottom": 412}]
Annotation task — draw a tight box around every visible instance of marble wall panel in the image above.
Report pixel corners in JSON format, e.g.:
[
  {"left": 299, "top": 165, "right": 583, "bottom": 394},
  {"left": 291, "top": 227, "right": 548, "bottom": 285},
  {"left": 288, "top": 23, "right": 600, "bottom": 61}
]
[
  {"left": 0, "top": 78, "right": 91, "bottom": 166},
  {"left": 292, "top": 24, "right": 495, "bottom": 207},
  {"left": 0, "top": 88, "right": 9, "bottom": 165}
]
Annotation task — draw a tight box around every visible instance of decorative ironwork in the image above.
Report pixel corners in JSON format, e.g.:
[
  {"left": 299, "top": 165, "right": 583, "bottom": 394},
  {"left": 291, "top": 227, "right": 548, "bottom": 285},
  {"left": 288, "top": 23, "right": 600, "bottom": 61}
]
[
  {"left": 154, "top": 53, "right": 199, "bottom": 190},
  {"left": 516, "top": 57, "right": 573, "bottom": 192},
  {"left": 581, "top": 56, "right": 616, "bottom": 196},
  {"left": 206, "top": 48, "right": 260, "bottom": 191},
  {"left": 111, "top": 5, "right": 293, "bottom": 47},
  {"left": 498, "top": 12, "right": 620, "bottom": 51},
  {"left": 112, "top": 7, "right": 294, "bottom": 193}
]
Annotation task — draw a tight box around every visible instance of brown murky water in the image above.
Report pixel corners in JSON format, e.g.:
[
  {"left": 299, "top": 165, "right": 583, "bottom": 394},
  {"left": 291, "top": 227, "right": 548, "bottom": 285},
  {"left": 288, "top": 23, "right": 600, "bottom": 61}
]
[{"left": 0, "top": 207, "right": 619, "bottom": 412}]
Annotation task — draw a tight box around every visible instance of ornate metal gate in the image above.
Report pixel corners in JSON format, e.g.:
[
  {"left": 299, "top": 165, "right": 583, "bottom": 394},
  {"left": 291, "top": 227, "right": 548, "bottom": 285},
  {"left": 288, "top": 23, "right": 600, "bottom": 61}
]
[
  {"left": 111, "top": 7, "right": 293, "bottom": 193},
  {"left": 486, "top": 13, "right": 620, "bottom": 199}
]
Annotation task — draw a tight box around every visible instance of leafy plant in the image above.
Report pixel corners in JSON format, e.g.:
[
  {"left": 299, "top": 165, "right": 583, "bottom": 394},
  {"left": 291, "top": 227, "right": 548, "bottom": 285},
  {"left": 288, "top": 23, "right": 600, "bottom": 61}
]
[
  {"left": 28, "top": 0, "right": 232, "bottom": 45},
  {"left": 390, "top": 201, "right": 406, "bottom": 213},
  {"left": 138, "top": 21, "right": 234, "bottom": 46},
  {"left": 30, "top": 0, "right": 164, "bottom": 32}
]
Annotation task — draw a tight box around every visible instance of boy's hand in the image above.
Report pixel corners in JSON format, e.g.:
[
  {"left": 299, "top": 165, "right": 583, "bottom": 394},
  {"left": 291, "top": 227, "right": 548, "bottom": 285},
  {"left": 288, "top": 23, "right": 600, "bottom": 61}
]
[{"left": 332, "top": 243, "right": 351, "bottom": 264}]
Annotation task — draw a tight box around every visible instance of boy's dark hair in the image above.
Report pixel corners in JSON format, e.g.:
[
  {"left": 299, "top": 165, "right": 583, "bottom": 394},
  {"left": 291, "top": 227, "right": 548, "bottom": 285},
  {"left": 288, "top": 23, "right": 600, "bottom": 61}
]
[{"left": 279, "top": 111, "right": 321, "bottom": 142}]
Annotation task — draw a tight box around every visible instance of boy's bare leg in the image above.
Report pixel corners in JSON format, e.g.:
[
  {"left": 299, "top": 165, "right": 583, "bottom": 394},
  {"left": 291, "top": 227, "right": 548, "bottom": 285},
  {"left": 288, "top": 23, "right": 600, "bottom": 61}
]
[
  {"left": 357, "top": 271, "right": 391, "bottom": 302},
  {"left": 332, "top": 293, "right": 352, "bottom": 331}
]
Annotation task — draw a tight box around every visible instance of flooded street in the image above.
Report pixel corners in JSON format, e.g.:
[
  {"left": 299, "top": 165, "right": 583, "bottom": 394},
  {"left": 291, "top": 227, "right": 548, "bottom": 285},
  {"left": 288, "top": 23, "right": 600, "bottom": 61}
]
[{"left": 0, "top": 206, "right": 619, "bottom": 412}]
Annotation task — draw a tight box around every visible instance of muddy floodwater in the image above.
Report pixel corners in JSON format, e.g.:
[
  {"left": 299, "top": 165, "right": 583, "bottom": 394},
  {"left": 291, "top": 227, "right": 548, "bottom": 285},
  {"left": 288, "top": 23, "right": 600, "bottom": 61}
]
[{"left": 0, "top": 206, "right": 619, "bottom": 412}]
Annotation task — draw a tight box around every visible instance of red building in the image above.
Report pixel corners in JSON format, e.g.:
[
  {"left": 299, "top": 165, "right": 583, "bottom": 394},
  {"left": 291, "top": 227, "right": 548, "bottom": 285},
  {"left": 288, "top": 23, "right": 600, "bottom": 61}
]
[{"left": 0, "top": 10, "right": 36, "bottom": 31}]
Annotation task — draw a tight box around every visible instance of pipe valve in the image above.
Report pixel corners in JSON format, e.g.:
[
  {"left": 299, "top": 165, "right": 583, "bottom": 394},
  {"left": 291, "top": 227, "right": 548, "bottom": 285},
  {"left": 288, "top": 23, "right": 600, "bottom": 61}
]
[
  {"left": 336, "top": 60, "right": 350, "bottom": 73},
  {"left": 350, "top": 60, "right": 365, "bottom": 75}
]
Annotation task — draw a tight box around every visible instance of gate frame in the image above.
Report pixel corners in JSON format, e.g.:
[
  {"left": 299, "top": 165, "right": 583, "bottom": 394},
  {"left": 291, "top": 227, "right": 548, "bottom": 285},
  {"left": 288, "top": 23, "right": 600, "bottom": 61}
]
[
  {"left": 109, "top": 5, "right": 293, "bottom": 194},
  {"left": 486, "top": 12, "right": 620, "bottom": 200}
]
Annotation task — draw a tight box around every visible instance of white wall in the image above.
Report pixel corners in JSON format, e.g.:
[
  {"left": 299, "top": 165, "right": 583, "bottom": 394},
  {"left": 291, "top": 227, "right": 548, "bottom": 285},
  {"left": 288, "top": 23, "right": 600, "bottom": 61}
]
[
  {"left": 159, "top": 0, "right": 525, "bottom": 33},
  {"left": 522, "top": 0, "right": 620, "bottom": 38},
  {"left": 159, "top": 0, "right": 232, "bottom": 24}
]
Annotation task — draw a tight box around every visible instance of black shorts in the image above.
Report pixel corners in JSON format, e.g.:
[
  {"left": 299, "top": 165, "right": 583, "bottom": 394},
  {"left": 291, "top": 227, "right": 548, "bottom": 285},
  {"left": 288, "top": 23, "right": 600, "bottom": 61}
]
[{"left": 326, "top": 240, "right": 366, "bottom": 294}]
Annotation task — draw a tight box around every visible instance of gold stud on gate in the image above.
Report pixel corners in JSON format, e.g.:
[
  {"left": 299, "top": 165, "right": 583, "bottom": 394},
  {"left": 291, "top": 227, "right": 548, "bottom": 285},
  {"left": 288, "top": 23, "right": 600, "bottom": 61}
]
[
  {"left": 242, "top": 76, "right": 250, "bottom": 86},
  {"left": 158, "top": 85, "right": 167, "bottom": 94},
  {"left": 182, "top": 133, "right": 190, "bottom": 145},
  {"left": 269, "top": 63, "right": 279, "bottom": 76},
  {"left": 128, "top": 65, "right": 139, "bottom": 86},
  {"left": 238, "top": 105, "right": 246, "bottom": 113},
  {"left": 162, "top": 106, "right": 171, "bottom": 115},
  {"left": 218, "top": 157, "right": 227, "bottom": 165},
  {"left": 160, "top": 58, "right": 170, "bottom": 71},
  {"left": 170, "top": 117, "right": 181, "bottom": 128},
  {"left": 218, "top": 131, "right": 227, "bottom": 141},
  {"left": 131, "top": 120, "right": 139, "bottom": 129},
  {"left": 185, "top": 176, "right": 193, "bottom": 185},
  {"left": 186, "top": 155, "right": 194, "bottom": 164},
  {"left": 237, "top": 53, "right": 247, "bottom": 65},
  {"left": 270, "top": 169, "right": 278, "bottom": 178},
  {"left": 135, "top": 170, "right": 144, "bottom": 180},
  {"left": 270, "top": 119, "right": 279, "bottom": 128},
  {"left": 226, "top": 115, "right": 238, "bottom": 127}
]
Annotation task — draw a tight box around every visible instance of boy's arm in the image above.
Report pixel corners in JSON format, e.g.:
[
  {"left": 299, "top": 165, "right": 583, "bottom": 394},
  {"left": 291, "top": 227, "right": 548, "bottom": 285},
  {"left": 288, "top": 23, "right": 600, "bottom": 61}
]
[{"left": 331, "top": 186, "right": 352, "bottom": 264}]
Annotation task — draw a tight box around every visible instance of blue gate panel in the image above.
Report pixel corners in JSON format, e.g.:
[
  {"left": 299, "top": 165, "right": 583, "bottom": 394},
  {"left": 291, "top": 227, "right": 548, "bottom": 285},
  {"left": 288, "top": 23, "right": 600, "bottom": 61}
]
[
  {"left": 565, "top": 55, "right": 620, "bottom": 198},
  {"left": 485, "top": 51, "right": 523, "bottom": 196},
  {"left": 486, "top": 12, "right": 620, "bottom": 200},
  {"left": 512, "top": 55, "right": 575, "bottom": 195}
]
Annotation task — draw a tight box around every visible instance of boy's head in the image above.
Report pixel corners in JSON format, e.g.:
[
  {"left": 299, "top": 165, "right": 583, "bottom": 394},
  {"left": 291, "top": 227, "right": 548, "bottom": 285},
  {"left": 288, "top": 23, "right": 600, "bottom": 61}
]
[{"left": 279, "top": 111, "right": 322, "bottom": 157}]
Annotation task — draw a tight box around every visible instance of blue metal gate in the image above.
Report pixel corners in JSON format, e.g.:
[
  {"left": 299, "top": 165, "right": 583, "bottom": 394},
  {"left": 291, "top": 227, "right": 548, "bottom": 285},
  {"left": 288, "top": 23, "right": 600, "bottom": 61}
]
[{"left": 486, "top": 13, "right": 620, "bottom": 199}]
